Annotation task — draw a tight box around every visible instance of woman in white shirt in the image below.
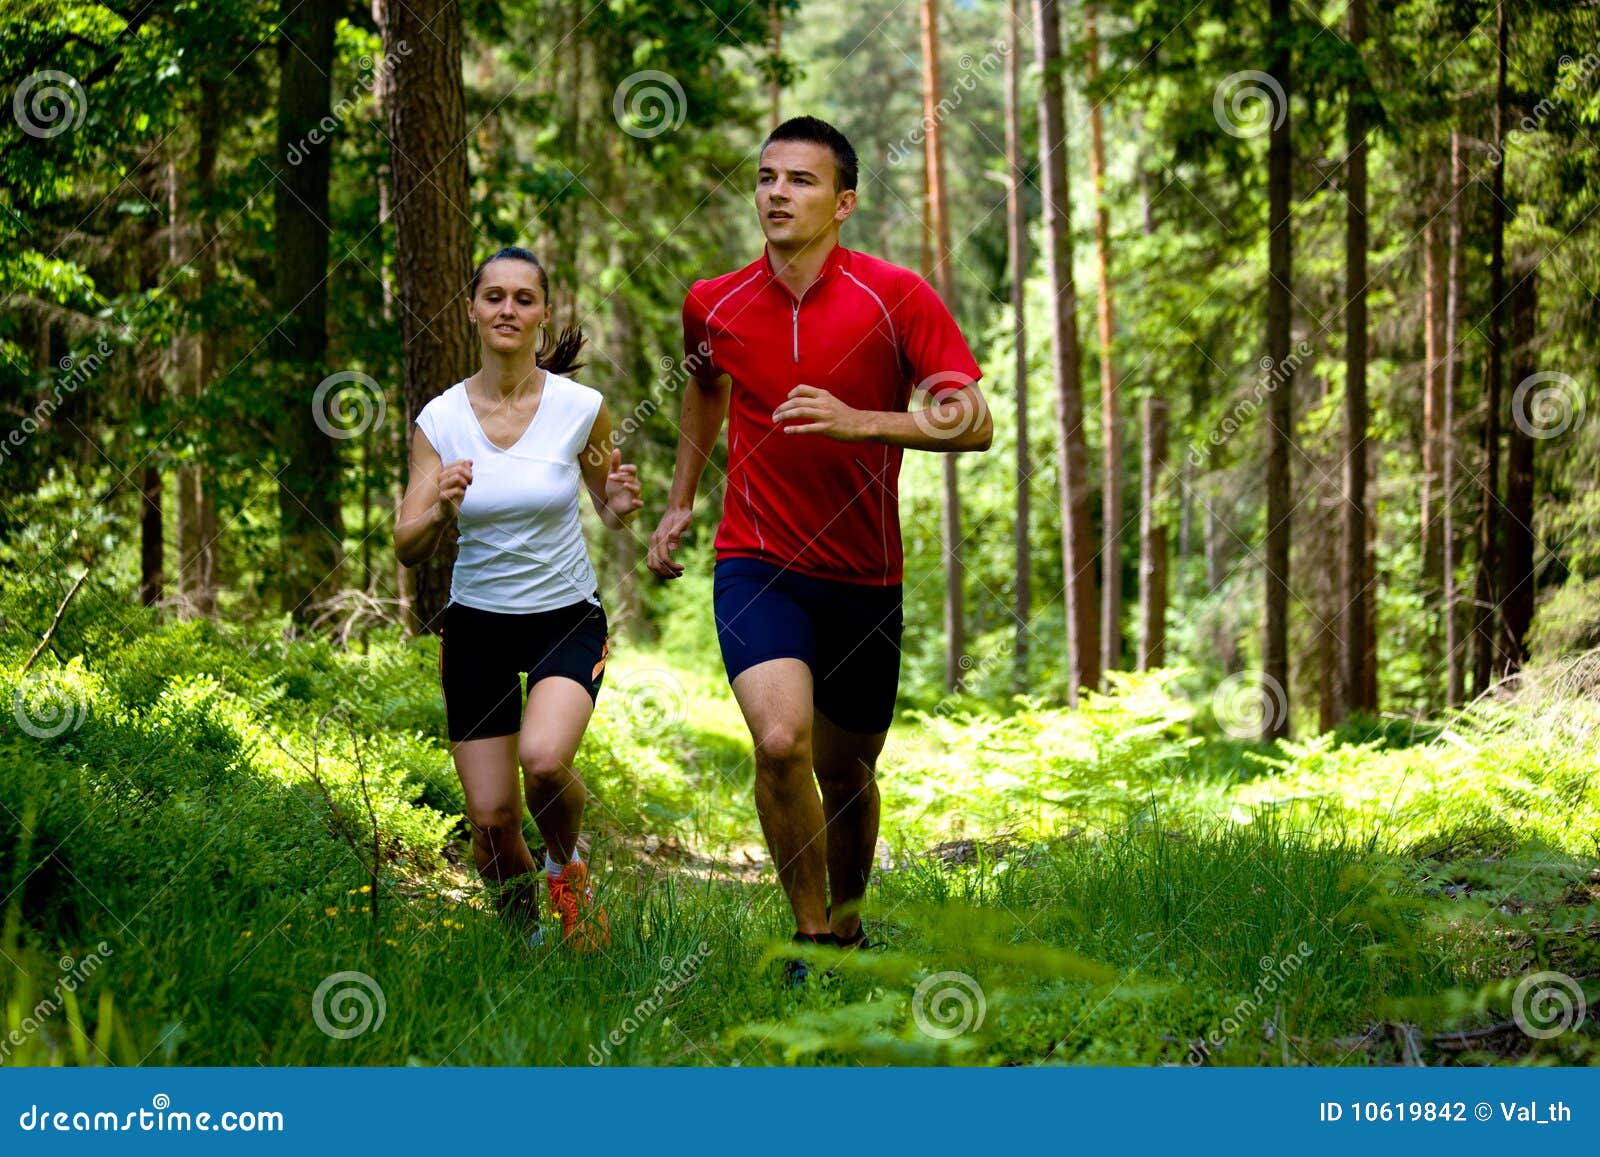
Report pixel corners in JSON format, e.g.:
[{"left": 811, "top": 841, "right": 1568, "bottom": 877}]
[{"left": 395, "top": 246, "right": 642, "bottom": 952}]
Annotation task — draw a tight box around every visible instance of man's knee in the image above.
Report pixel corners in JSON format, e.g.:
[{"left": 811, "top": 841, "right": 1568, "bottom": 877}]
[
  {"left": 815, "top": 753, "right": 877, "bottom": 795},
  {"left": 753, "top": 722, "right": 811, "bottom": 769}
]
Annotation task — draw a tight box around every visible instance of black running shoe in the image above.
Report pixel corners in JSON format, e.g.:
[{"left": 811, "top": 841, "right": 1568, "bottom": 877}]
[{"left": 784, "top": 931, "right": 836, "bottom": 988}]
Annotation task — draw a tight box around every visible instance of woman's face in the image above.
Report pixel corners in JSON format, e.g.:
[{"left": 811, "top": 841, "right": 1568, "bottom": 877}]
[{"left": 470, "top": 259, "right": 548, "bottom": 355}]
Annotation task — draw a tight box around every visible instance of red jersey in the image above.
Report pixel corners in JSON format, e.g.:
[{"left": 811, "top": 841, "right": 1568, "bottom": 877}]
[{"left": 682, "top": 244, "right": 982, "bottom": 585}]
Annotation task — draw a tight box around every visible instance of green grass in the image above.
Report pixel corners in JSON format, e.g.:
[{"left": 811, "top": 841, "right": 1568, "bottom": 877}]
[{"left": 1, "top": 612, "right": 1597, "bottom": 1067}]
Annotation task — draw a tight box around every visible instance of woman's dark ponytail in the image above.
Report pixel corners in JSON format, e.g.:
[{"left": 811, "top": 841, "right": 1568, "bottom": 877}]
[
  {"left": 468, "top": 245, "right": 586, "bottom": 376},
  {"left": 536, "top": 324, "right": 586, "bottom": 375}
]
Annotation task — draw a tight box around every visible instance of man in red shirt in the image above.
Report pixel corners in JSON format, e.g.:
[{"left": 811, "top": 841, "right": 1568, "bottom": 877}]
[{"left": 647, "top": 117, "right": 991, "bottom": 983}]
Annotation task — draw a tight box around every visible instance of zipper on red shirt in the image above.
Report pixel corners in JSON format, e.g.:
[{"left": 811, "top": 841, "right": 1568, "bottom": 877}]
[{"left": 791, "top": 301, "right": 799, "bottom": 363}]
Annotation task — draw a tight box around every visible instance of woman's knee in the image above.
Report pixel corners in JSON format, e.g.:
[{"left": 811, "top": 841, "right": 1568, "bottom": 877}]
[
  {"left": 465, "top": 800, "right": 524, "bottom": 841},
  {"left": 519, "top": 745, "right": 577, "bottom": 787}
]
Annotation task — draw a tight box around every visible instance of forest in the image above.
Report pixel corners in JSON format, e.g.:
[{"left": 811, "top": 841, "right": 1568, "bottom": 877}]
[{"left": 0, "top": 0, "right": 1596, "bottom": 1067}]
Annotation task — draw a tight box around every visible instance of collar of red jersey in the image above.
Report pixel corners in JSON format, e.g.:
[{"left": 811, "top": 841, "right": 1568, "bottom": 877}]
[{"left": 760, "top": 242, "right": 850, "bottom": 287}]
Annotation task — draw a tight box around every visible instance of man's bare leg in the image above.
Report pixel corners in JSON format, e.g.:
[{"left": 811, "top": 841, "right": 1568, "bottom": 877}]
[
  {"left": 730, "top": 658, "right": 830, "bottom": 936},
  {"left": 812, "top": 709, "right": 885, "bottom": 941}
]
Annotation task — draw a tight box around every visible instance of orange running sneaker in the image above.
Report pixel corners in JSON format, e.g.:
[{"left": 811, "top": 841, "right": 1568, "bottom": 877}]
[{"left": 546, "top": 860, "right": 610, "bottom": 952}]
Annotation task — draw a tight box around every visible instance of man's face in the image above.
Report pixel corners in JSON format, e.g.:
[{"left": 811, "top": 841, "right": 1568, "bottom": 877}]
[{"left": 756, "top": 140, "right": 855, "bottom": 248}]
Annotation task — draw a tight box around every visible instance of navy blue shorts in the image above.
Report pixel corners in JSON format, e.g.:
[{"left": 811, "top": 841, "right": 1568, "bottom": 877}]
[
  {"left": 713, "top": 556, "right": 904, "bottom": 735},
  {"left": 438, "top": 598, "right": 608, "bottom": 742}
]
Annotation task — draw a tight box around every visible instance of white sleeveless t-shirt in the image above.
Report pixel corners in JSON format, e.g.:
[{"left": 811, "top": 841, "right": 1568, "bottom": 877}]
[{"left": 414, "top": 374, "right": 604, "bottom": 614}]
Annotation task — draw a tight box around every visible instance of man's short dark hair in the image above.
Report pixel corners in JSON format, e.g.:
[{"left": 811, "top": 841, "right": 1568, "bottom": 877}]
[{"left": 762, "top": 116, "right": 858, "bottom": 192}]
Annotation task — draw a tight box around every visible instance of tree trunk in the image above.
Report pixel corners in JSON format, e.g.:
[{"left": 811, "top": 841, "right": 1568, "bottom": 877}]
[
  {"left": 272, "top": 0, "right": 343, "bottom": 622},
  {"left": 381, "top": 0, "right": 475, "bottom": 635},
  {"left": 1137, "top": 158, "right": 1167, "bottom": 670},
  {"left": 1421, "top": 217, "right": 1444, "bottom": 584},
  {"left": 1340, "top": 0, "right": 1371, "bottom": 719},
  {"left": 1444, "top": 131, "right": 1464, "bottom": 706},
  {"left": 1086, "top": 4, "right": 1121, "bottom": 680},
  {"left": 920, "top": 0, "right": 965, "bottom": 692},
  {"left": 1500, "top": 260, "right": 1536, "bottom": 674},
  {"left": 1033, "top": 0, "right": 1099, "bottom": 702},
  {"left": 1262, "top": 0, "right": 1294, "bottom": 741},
  {"left": 768, "top": 1, "right": 783, "bottom": 132},
  {"left": 1005, "top": 0, "right": 1030, "bottom": 690},
  {"left": 177, "top": 76, "right": 220, "bottom": 620},
  {"left": 372, "top": 0, "right": 412, "bottom": 632},
  {"left": 1472, "top": 0, "right": 1508, "bottom": 694},
  {"left": 1138, "top": 392, "right": 1168, "bottom": 670}
]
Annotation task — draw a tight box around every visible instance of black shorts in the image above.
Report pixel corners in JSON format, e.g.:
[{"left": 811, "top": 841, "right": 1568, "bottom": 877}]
[
  {"left": 438, "top": 598, "right": 609, "bottom": 742},
  {"left": 712, "top": 556, "right": 903, "bottom": 734}
]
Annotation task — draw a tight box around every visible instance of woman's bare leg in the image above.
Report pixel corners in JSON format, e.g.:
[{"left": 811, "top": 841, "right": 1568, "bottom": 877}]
[
  {"left": 451, "top": 733, "right": 540, "bottom": 929},
  {"left": 518, "top": 677, "right": 597, "bottom": 864}
]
